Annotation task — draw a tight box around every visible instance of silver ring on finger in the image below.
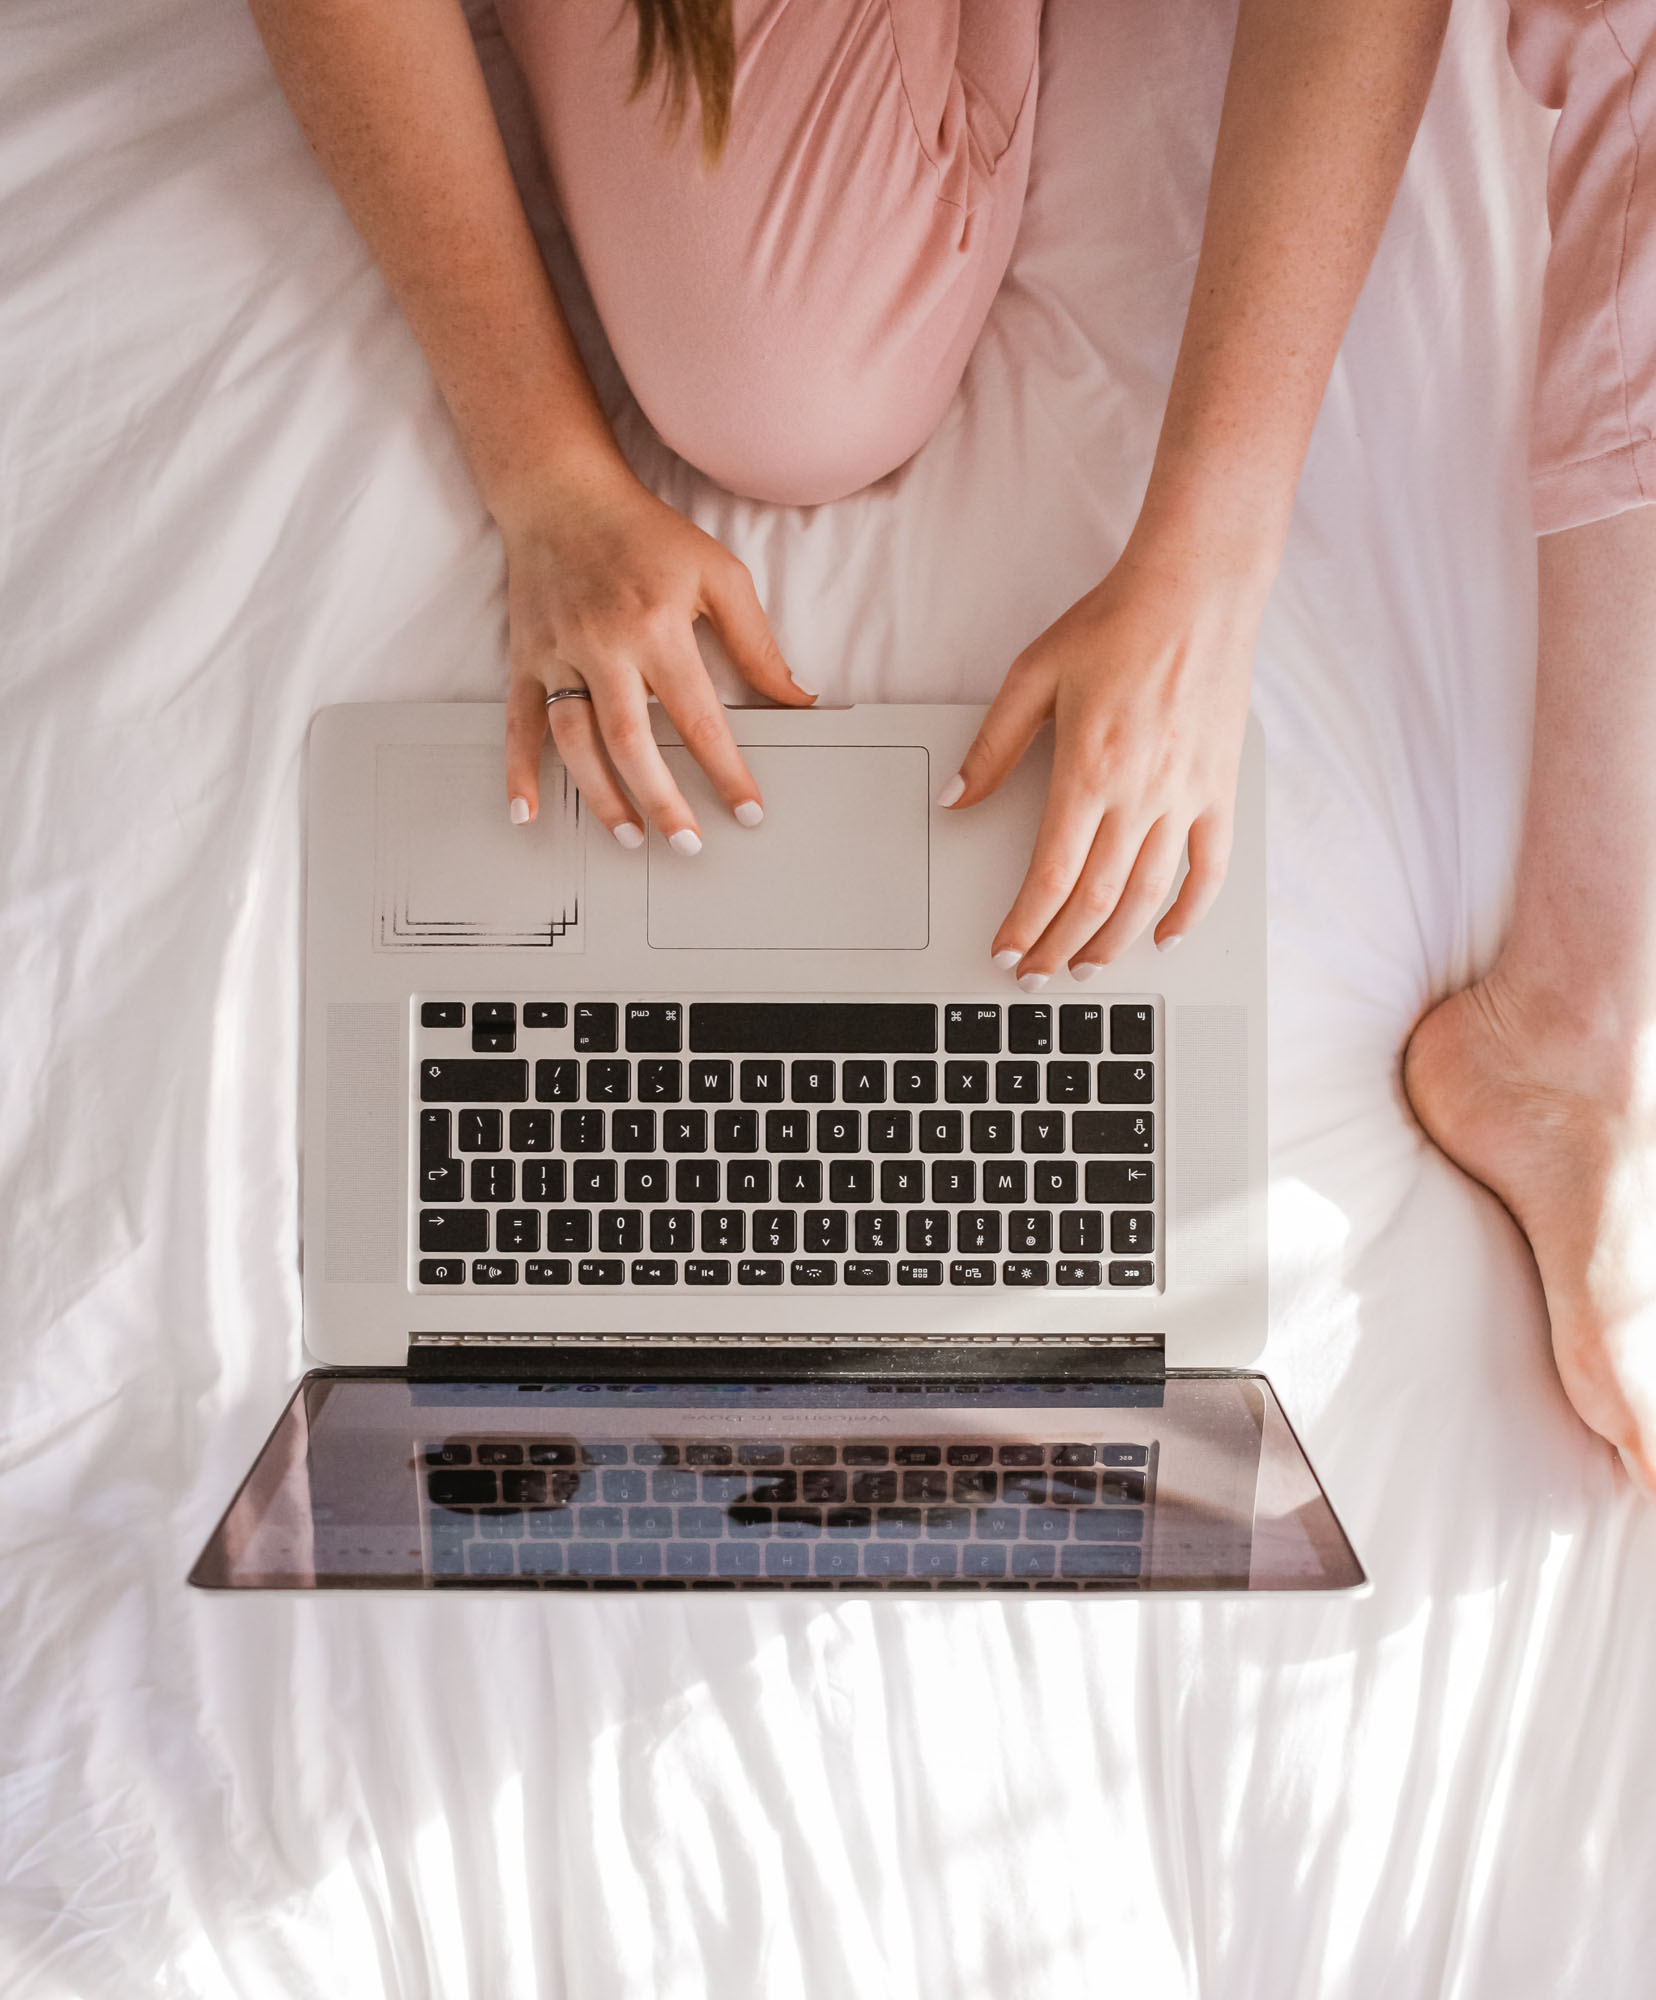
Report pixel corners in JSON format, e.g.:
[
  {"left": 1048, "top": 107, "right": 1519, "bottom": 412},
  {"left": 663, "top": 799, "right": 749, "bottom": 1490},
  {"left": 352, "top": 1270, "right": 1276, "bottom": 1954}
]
[{"left": 544, "top": 686, "right": 594, "bottom": 711}]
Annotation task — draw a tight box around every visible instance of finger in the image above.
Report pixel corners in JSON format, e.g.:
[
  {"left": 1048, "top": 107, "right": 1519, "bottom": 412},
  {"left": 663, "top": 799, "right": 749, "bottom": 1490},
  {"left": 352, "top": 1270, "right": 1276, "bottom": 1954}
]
[
  {"left": 585, "top": 667, "right": 704, "bottom": 853},
  {"left": 1153, "top": 808, "right": 1234, "bottom": 948},
  {"left": 988, "top": 748, "right": 1110, "bottom": 970},
  {"left": 544, "top": 693, "right": 645, "bottom": 848},
  {"left": 1012, "top": 812, "right": 1147, "bottom": 985},
  {"left": 505, "top": 676, "right": 550, "bottom": 824},
  {"left": 647, "top": 636, "right": 767, "bottom": 824},
  {"left": 1065, "top": 815, "right": 1187, "bottom": 975},
  {"left": 936, "top": 657, "right": 1051, "bottom": 811},
  {"left": 702, "top": 561, "right": 816, "bottom": 705}
]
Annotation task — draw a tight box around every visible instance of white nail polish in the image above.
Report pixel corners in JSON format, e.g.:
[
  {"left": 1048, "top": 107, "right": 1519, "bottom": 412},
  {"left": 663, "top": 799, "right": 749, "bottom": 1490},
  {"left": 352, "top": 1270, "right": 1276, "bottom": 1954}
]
[
  {"left": 992, "top": 948, "right": 1021, "bottom": 971},
  {"left": 509, "top": 796, "right": 530, "bottom": 826},
  {"left": 668, "top": 828, "right": 703, "bottom": 857},
  {"left": 613, "top": 822, "right": 645, "bottom": 850},
  {"left": 734, "top": 800, "right": 764, "bottom": 828},
  {"left": 1017, "top": 971, "right": 1050, "bottom": 992},
  {"left": 1070, "top": 962, "right": 1103, "bottom": 983},
  {"left": 1156, "top": 933, "right": 1183, "bottom": 954},
  {"left": 935, "top": 773, "right": 965, "bottom": 809}
]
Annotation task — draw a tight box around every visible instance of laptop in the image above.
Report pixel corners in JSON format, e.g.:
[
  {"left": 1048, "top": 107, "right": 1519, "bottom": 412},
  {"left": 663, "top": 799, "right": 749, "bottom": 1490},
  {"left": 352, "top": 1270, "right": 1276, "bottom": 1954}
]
[{"left": 190, "top": 701, "right": 1363, "bottom": 1593}]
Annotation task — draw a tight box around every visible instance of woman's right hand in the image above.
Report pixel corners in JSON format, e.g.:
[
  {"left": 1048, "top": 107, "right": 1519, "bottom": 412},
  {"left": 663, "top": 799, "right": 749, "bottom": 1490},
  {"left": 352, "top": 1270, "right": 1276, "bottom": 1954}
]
[{"left": 500, "top": 460, "right": 815, "bottom": 850}]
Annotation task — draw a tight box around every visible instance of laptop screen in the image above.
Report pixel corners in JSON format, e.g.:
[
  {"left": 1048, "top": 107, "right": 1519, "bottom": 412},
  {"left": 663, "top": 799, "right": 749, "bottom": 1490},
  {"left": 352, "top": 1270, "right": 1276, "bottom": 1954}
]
[{"left": 190, "top": 1371, "right": 1362, "bottom": 1593}]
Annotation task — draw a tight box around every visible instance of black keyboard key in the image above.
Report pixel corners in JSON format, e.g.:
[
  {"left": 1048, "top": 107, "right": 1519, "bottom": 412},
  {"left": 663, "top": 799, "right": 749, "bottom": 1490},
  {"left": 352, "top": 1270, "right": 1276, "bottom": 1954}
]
[
  {"left": 1034, "top": 1161, "right": 1077, "bottom": 1205},
  {"left": 573, "top": 1160, "right": 617, "bottom": 1203},
  {"left": 586, "top": 1059, "right": 630, "bottom": 1102},
  {"left": 738, "top": 1059, "right": 784, "bottom": 1102},
  {"left": 764, "top": 1109, "right": 810, "bottom": 1153},
  {"left": 509, "top": 1109, "right": 552, "bottom": 1153},
  {"left": 1060, "top": 1210, "right": 1103, "bottom": 1253},
  {"left": 630, "top": 1258, "right": 678, "bottom": 1285},
  {"left": 845, "top": 1260, "right": 890, "bottom": 1285},
  {"left": 999, "top": 1445, "right": 1044, "bottom": 1466},
  {"left": 995, "top": 1061, "right": 1040, "bottom": 1104},
  {"left": 880, "top": 1161, "right": 925, "bottom": 1204},
  {"left": 714, "top": 1110, "right": 759, "bottom": 1153},
  {"left": 674, "top": 1158, "right": 719, "bottom": 1203},
  {"left": 559, "top": 1108, "right": 604, "bottom": 1153},
  {"left": 738, "top": 1259, "right": 784, "bottom": 1285},
  {"left": 527, "top": 1259, "right": 573, "bottom": 1284},
  {"left": 686, "top": 1259, "right": 730, "bottom": 1285},
  {"left": 816, "top": 1110, "right": 860, "bottom": 1153},
  {"left": 1098, "top": 1061, "right": 1155, "bottom": 1104},
  {"left": 610, "top": 1110, "right": 655, "bottom": 1152},
  {"left": 982, "top": 1161, "right": 1027, "bottom": 1204},
  {"left": 1002, "top": 1260, "right": 1049, "bottom": 1287},
  {"left": 1045, "top": 1061, "right": 1091, "bottom": 1104},
  {"left": 496, "top": 1210, "right": 539, "bottom": 1252},
  {"left": 598, "top": 1209, "right": 643, "bottom": 1253},
  {"left": 840, "top": 1060, "right": 887, "bottom": 1103},
  {"left": 690, "top": 1060, "right": 734, "bottom": 1102},
  {"left": 470, "top": 1158, "right": 514, "bottom": 1203},
  {"left": 957, "top": 1211, "right": 1000, "bottom": 1254},
  {"left": 944, "top": 1061, "right": 989, "bottom": 1104},
  {"left": 663, "top": 1110, "right": 707, "bottom": 1152},
  {"left": 949, "top": 1259, "right": 995, "bottom": 1286},
  {"left": 536, "top": 1059, "right": 580, "bottom": 1102},
  {"left": 419, "top": 1257, "right": 466, "bottom": 1284},
  {"left": 421, "top": 1001, "right": 465, "bottom": 1028},
  {"left": 1109, "top": 1260, "right": 1155, "bottom": 1286},
  {"left": 545, "top": 1211, "right": 592, "bottom": 1252},
  {"left": 419, "top": 1110, "right": 463, "bottom": 1200},
  {"left": 1112, "top": 1211, "right": 1154, "bottom": 1253},
  {"left": 752, "top": 1209, "right": 796, "bottom": 1253},
  {"left": 1008, "top": 1211, "right": 1051, "bottom": 1253},
  {"left": 854, "top": 1209, "right": 900, "bottom": 1253},
  {"left": 1007, "top": 1004, "right": 1052, "bottom": 1054},
  {"left": 1019, "top": 1110, "right": 1066, "bottom": 1154},
  {"left": 579, "top": 1258, "right": 625, "bottom": 1284},
  {"left": 727, "top": 1160, "right": 771, "bottom": 1203},
  {"left": 931, "top": 1161, "right": 975, "bottom": 1204},
  {"left": 779, "top": 1160, "right": 822, "bottom": 1203},
  {"left": 1057, "top": 1260, "right": 1102, "bottom": 1286},
  {"left": 690, "top": 1003, "right": 937, "bottom": 1053},
  {"left": 1085, "top": 1161, "right": 1155, "bottom": 1203},
  {"left": 946, "top": 1444, "right": 993, "bottom": 1466},
  {"left": 1101, "top": 1445, "right": 1149, "bottom": 1467},
  {"left": 457, "top": 1109, "right": 502, "bottom": 1153},
  {"left": 944, "top": 1004, "right": 1000, "bottom": 1054},
  {"left": 622, "top": 1159, "right": 669, "bottom": 1203},
  {"left": 702, "top": 1210, "right": 745, "bottom": 1252},
  {"left": 651, "top": 1209, "right": 695, "bottom": 1252},
  {"left": 919, "top": 1111, "right": 963, "bottom": 1153},
  {"left": 803, "top": 1210, "right": 847, "bottom": 1253},
  {"left": 970, "top": 1109, "right": 1015, "bottom": 1153},
  {"left": 523, "top": 1002, "right": 567, "bottom": 1028},
  {"left": 472, "top": 1002, "right": 516, "bottom": 1053},
  {"left": 1110, "top": 1004, "right": 1154, "bottom": 1055},
  {"left": 1058, "top": 1004, "right": 1104, "bottom": 1055},
  {"left": 790, "top": 1060, "right": 835, "bottom": 1103},
  {"left": 1073, "top": 1112, "right": 1154, "bottom": 1156},
  {"left": 573, "top": 1003, "right": 619, "bottom": 1053},
  {"left": 790, "top": 1260, "right": 837, "bottom": 1285},
  {"left": 897, "top": 1259, "right": 943, "bottom": 1285},
  {"left": 472, "top": 1258, "right": 519, "bottom": 1285},
  {"left": 906, "top": 1210, "right": 948, "bottom": 1253},
  {"left": 867, "top": 1111, "right": 912, "bottom": 1153},
  {"left": 625, "top": 1002, "right": 682, "bottom": 1052},
  {"left": 637, "top": 1060, "right": 683, "bottom": 1102},
  {"left": 892, "top": 1061, "right": 938, "bottom": 1103}
]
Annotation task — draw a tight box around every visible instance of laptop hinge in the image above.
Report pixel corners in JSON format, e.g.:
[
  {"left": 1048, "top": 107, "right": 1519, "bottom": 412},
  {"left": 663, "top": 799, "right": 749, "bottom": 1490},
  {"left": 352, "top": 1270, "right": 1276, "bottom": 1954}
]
[{"left": 406, "top": 1333, "right": 1166, "bottom": 1386}]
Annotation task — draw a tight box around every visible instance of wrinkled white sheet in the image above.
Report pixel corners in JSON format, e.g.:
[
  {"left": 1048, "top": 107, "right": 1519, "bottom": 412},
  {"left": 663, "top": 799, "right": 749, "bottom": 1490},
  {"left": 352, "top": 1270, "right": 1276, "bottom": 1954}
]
[{"left": 4, "top": 1, "right": 1655, "bottom": 1994}]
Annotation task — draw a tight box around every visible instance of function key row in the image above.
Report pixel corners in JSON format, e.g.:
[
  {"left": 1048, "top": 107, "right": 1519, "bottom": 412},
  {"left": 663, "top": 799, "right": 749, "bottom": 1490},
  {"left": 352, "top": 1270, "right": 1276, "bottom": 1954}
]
[{"left": 417, "top": 1256, "right": 1153, "bottom": 1289}]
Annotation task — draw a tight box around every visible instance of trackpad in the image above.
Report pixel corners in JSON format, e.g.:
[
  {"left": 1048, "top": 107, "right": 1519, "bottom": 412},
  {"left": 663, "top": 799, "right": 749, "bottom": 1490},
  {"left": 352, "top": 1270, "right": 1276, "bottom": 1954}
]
[{"left": 647, "top": 745, "right": 929, "bottom": 951}]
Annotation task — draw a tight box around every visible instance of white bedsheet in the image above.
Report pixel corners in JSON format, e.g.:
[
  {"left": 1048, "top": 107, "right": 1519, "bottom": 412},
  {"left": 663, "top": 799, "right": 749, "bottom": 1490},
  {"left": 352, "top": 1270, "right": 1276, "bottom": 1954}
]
[{"left": 5, "top": 1, "right": 1655, "bottom": 1994}]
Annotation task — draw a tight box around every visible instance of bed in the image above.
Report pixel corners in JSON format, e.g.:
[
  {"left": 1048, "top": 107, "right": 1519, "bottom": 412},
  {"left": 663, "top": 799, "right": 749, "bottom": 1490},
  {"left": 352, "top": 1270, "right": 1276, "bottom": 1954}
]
[{"left": 4, "top": 0, "right": 1655, "bottom": 1993}]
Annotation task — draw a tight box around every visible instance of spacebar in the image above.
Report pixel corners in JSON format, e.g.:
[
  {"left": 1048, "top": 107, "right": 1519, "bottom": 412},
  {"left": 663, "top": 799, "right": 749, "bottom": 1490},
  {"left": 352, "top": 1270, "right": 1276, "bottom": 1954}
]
[{"left": 688, "top": 1003, "right": 938, "bottom": 1054}]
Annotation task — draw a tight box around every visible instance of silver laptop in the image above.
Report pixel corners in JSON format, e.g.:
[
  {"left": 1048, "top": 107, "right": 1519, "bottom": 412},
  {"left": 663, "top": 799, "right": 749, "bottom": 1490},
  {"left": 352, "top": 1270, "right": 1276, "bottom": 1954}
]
[{"left": 191, "top": 701, "right": 1362, "bottom": 1594}]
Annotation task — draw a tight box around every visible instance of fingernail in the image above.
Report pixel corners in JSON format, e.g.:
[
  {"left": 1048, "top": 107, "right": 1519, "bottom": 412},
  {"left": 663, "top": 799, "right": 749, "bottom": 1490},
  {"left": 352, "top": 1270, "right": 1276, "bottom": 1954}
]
[
  {"left": 668, "top": 828, "right": 703, "bottom": 857},
  {"left": 1157, "top": 933, "right": 1183, "bottom": 954},
  {"left": 792, "top": 681, "right": 820, "bottom": 700},
  {"left": 613, "top": 822, "right": 645, "bottom": 850},
  {"left": 935, "top": 774, "right": 965, "bottom": 809},
  {"left": 734, "top": 800, "right": 764, "bottom": 829},
  {"left": 509, "top": 796, "right": 531, "bottom": 826},
  {"left": 1070, "top": 962, "right": 1104, "bottom": 983},
  {"left": 1017, "top": 972, "right": 1050, "bottom": 993},
  {"left": 992, "top": 948, "right": 1021, "bottom": 971}
]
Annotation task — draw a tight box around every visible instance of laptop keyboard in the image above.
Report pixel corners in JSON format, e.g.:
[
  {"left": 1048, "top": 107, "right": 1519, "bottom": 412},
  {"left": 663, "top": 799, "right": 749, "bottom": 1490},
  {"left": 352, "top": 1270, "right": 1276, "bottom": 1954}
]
[
  {"left": 423, "top": 1434, "right": 1154, "bottom": 1587},
  {"left": 413, "top": 999, "right": 1158, "bottom": 1293}
]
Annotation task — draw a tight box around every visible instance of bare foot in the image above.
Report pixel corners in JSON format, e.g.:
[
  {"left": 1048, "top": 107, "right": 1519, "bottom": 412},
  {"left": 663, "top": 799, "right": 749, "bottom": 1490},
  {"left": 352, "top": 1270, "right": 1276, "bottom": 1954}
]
[{"left": 1403, "top": 976, "right": 1656, "bottom": 1493}]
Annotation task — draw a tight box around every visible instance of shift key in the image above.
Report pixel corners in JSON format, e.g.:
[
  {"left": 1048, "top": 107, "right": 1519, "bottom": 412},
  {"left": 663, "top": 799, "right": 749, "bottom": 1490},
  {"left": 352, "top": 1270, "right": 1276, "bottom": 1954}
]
[{"left": 419, "top": 1059, "right": 528, "bottom": 1102}]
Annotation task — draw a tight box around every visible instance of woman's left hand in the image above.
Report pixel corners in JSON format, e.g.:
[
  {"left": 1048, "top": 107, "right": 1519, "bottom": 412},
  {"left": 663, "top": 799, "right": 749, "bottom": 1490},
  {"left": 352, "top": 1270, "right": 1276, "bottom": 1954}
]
[{"left": 940, "top": 541, "right": 1267, "bottom": 984}]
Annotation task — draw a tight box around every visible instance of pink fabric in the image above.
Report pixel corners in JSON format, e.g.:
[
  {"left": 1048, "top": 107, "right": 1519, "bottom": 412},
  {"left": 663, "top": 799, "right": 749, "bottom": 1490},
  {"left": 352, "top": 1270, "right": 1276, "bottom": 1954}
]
[
  {"left": 497, "top": 0, "right": 1041, "bottom": 505},
  {"left": 1509, "top": 0, "right": 1656, "bottom": 532}
]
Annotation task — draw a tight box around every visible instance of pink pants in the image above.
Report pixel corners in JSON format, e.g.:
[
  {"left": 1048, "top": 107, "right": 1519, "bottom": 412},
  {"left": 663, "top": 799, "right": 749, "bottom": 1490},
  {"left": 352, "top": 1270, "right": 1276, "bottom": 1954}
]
[{"left": 497, "top": 0, "right": 1041, "bottom": 505}]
